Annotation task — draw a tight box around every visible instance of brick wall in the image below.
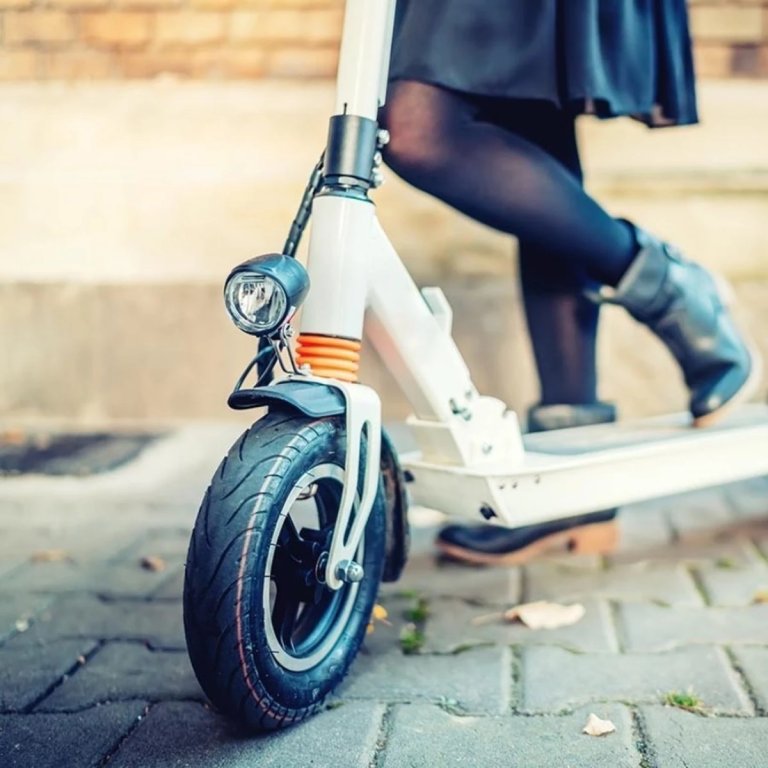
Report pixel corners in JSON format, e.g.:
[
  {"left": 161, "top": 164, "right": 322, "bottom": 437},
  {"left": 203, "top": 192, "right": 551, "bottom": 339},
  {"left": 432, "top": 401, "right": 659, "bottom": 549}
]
[
  {"left": 0, "top": 0, "right": 344, "bottom": 79},
  {"left": 691, "top": 0, "right": 768, "bottom": 76},
  {"left": 0, "top": 0, "right": 766, "bottom": 81}
]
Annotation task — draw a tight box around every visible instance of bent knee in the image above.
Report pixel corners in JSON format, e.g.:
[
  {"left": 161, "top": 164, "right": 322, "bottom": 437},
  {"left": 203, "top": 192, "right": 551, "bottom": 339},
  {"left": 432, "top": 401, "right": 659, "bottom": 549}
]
[
  {"left": 381, "top": 112, "right": 445, "bottom": 180},
  {"left": 380, "top": 85, "right": 465, "bottom": 182}
]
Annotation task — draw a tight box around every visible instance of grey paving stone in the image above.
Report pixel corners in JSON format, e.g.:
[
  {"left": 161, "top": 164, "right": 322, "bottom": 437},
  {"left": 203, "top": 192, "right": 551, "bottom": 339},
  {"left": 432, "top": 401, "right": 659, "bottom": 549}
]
[
  {"left": 521, "top": 645, "right": 752, "bottom": 715},
  {"left": 524, "top": 560, "right": 704, "bottom": 606},
  {"left": 0, "top": 523, "right": 140, "bottom": 563},
  {"left": 423, "top": 598, "right": 619, "bottom": 654},
  {"left": 0, "top": 592, "right": 52, "bottom": 642},
  {"left": 618, "top": 602, "right": 768, "bottom": 651},
  {"left": 0, "top": 631, "right": 97, "bottom": 711},
  {"left": 0, "top": 701, "right": 147, "bottom": 768},
  {"left": 151, "top": 567, "right": 185, "bottom": 600},
  {"left": 380, "top": 551, "right": 522, "bottom": 606},
  {"left": 730, "top": 647, "right": 768, "bottom": 712},
  {"left": 614, "top": 499, "right": 674, "bottom": 555},
  {"left": 381, "top": 703, "right": 641, "bottom": 768},
  {"left": 695, "top": 558, "right": 768, "bottom": 607},
  {"left": 666, "top": 489, "right": 738, "bottom": 542},
  {"left": 404, "top": 519, "right": 441, "bottom": 556},
  {"left": 0, "top": 561, "right": 21, "bottom": 581},
  {"left": 0, "top": 560, "right": 171, "bottom": 598},
  {"left": 726, "top": 476, "right": 768, "bottom": 521},
  {"left": 753, "top": 527, "right": 768, "bottom": 562},
  {"left": 114, "top": 527, "right": 191, "bottom": 569},
  {"left": 338, "top": 646, "right": 511, "bottom": 714},
  {"left": 640, "top": 705, "right": 768, "bottom": 768},
  {"left": 36, "top": 595, "right": 186, "bottom": 649},
  {"left": 537, "top": 551, "right": 605, "bottom": 569},
  {"left": 611, "top": 535, "right": 761, "bottom": 569},
  {"left": 110, "top": 700, "right": 384, "bottom": 768},
  {"left": 0, "top": 499, "right": 160, "bottom": 529},
  {"left": 38, "top": 642, "right": 202, "bottom": 710}
]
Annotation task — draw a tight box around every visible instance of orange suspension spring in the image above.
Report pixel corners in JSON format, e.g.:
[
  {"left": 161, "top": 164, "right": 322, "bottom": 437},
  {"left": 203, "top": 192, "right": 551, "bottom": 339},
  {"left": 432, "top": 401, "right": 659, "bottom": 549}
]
[{"left": 296, "top": 334, "right": 361, "bottom": 382}]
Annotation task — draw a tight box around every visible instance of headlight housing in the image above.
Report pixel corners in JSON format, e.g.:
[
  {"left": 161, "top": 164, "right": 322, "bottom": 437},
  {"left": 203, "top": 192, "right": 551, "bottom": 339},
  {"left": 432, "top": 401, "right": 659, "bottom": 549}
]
[{"left": 224, "top": 253, "right": 310, "bottom": 336}]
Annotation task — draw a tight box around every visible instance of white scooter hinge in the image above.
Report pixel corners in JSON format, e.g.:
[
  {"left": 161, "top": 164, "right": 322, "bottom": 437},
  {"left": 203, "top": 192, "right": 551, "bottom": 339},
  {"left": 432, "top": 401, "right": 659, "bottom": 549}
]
[{"left": 299, "top": 376, "right": 381, "bottom": 591}]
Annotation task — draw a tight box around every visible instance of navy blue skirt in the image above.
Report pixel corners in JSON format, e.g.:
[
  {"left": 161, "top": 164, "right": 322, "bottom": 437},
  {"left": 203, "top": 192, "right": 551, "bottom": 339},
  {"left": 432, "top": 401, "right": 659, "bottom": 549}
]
[{"left": 389, "top": 0, "right": 698, "bottom": 127}]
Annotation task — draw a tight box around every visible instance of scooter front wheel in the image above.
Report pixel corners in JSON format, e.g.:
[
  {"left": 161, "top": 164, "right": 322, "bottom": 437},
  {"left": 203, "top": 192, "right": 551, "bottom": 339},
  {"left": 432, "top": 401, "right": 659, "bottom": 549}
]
[{"left": 183, "top": 411, "right": 386, "bottom": 732}]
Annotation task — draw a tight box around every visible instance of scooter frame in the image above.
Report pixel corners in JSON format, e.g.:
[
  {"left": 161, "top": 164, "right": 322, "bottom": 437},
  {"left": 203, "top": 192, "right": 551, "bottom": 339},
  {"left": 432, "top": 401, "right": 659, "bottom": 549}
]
[{"left": 255, "top": 0, "right": 768, "bottom": 589}]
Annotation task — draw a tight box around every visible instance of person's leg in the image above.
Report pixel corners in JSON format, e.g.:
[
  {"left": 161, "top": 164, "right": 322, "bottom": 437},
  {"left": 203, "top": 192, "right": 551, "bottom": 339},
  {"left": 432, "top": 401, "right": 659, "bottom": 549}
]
[
  {"left": 430, "top": 99, "right": 620, "bottom": 565},
  {"left": 381, "top": 80, "right": 636, "bottom": 288},
  {"left": 381, "top": 80, "right": 757, "bottom": 427},
  {"left": 486, "top": 100, "right": 601, "bottom": 406}
]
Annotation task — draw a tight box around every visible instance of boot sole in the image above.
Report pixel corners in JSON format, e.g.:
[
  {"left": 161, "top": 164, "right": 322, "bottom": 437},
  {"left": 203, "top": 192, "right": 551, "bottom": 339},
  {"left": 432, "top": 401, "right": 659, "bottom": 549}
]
[
  {"left": 692, "top": 342, "right": 763, "bottom": 429},
  {"left": 435, "top": 520, "right": 619, "bottom": 567}
]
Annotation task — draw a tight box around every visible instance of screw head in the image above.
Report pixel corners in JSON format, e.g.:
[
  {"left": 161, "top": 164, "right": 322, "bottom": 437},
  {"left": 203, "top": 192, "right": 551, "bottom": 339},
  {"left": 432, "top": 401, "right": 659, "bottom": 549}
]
[{"left": 336, "top": 560, "right": 364, "bottom": 583}]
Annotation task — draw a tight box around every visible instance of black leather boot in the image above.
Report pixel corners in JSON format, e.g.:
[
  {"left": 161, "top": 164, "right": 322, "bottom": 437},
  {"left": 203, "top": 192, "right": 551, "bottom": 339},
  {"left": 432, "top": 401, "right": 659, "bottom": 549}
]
[
  {"left": 435, "top": 402, "right": 619, "bottom": 566},
  {"left": 592, "top": 228, "right": 761, "bottom": 426}
]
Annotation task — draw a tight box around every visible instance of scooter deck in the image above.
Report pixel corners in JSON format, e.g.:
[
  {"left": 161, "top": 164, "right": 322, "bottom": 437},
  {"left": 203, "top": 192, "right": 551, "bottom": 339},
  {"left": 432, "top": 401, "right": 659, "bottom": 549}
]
[
  {"left": 404, "top": 403, "right": 768, "bottom": 526},
  {"left": 523, "top": 403, "right": 767, "bottom": 456}
]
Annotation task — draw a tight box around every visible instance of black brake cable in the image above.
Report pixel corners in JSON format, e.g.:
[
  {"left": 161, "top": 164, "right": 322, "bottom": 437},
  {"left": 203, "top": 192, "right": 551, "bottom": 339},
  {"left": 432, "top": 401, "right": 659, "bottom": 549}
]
[
  {"left": 283, "top": 151, "right": 326, "bottom": 259},
  {"left": 256, "top": 150, "right": 326, "bottom": 384}
]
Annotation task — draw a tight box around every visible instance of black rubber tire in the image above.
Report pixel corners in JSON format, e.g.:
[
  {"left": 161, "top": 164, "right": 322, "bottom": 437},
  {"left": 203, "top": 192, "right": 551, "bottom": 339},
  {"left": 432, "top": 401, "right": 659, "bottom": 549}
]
[{"left": 183, "top": 411, "right": 386, "bottom": 732}]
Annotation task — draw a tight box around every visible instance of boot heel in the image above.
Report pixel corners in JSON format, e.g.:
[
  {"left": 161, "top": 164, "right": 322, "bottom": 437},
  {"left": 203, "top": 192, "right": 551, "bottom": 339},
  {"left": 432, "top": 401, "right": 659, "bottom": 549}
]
[{"left": 567, "top": 521, "right": 618, "bottom": 555}]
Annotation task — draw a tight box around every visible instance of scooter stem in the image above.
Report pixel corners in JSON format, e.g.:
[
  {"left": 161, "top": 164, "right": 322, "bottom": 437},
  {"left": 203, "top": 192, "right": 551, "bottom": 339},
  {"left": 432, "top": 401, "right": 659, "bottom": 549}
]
[{"left": 335, "top": 0, "right": 397, "bottom": 118}]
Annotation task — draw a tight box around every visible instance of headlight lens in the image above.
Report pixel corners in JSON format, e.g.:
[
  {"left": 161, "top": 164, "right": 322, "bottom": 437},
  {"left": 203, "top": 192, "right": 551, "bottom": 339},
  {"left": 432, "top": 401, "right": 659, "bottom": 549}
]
[
  {"left": 225, "top": 274, "right": 288, "bottom": 334},
  {"left": 223, "top": 253, "right": 310, "bottom": 337}
]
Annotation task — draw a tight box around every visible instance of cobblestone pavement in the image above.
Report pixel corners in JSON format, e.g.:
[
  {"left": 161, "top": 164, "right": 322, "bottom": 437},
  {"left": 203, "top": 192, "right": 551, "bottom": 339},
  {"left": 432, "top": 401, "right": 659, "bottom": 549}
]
[{"left": 1, "top": 425, "right": 767, "bottom": 767}]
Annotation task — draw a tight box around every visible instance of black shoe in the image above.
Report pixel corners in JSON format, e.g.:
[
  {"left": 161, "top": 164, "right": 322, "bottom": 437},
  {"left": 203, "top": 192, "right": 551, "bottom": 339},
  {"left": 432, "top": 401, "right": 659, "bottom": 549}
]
[
  {"left": 592, "top": 227, "right": 761, "bottom": 426},
  {"left": 435, "top": 402, "right": 619, "bottom": 566},
  {"left": 436, "top": 510, "right": 618, "bottom": 566}
]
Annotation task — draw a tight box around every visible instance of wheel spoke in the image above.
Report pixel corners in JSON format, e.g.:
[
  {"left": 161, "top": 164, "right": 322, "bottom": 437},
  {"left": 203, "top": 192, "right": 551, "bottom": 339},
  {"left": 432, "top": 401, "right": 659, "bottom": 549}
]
[
  {"left": 272, "top": 586, "right": 301, "bottom": 649},
  {"left": 278, "top": 514, "right": 302, "bottom": 555}
]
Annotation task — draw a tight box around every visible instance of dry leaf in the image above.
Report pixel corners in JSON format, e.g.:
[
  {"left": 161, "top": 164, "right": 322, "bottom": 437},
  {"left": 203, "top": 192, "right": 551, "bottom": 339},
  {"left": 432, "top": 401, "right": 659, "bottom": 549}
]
[
  {"left": 752, "top": 589, "right": 768, "bottom": 604},
  {"left": 366, "top": 603, "right": 392, "bottom": 635},
  {"left": 140, "top": 555, "right": 167, "bottom": 573},
  {"left": 583, "top": 713, "right": 616, "bottom": 737},
  {"left": 30, "top": 549, "right": 73, "bottom": 564},
  {"left": 503, "top": 601, "right": 585, "bottom": 630}
]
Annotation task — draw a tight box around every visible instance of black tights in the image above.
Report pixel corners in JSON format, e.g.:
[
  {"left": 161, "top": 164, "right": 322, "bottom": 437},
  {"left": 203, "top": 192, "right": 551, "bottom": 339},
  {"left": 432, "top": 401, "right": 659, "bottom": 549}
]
[{"left": 381, "top": 81, "right": 638, "bottom": 406}]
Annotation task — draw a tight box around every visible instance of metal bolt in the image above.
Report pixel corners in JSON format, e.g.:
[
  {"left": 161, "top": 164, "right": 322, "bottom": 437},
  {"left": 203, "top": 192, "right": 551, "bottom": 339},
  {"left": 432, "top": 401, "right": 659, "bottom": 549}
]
[
  {"left": 449, "top": 398, "right": 472, "bottom": 421},
  {"left": 377, "top": 129, "right": 391, "bottom": 146},
  {"left": 336, "top": 560, "right": 364, "bottom": 583}
]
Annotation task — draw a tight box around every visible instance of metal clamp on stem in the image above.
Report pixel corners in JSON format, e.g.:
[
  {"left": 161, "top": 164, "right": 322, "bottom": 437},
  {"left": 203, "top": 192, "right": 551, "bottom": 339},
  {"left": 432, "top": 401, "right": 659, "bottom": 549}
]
[{"left": 324, "top": 115, "right": 379, "bottom": 189}]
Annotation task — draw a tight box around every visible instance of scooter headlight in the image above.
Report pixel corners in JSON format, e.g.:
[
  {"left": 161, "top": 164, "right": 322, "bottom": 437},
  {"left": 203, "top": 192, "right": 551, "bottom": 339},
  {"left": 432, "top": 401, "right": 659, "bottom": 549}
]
[{"left": 224, "top": 253, "right": 310, "bottom": 336}]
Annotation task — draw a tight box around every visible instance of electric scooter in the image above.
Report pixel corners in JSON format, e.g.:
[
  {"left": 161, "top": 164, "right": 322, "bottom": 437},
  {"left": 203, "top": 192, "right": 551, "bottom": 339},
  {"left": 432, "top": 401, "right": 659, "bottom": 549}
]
[{"left": 182, "top": 0, "right": 768, "bottom": 732}]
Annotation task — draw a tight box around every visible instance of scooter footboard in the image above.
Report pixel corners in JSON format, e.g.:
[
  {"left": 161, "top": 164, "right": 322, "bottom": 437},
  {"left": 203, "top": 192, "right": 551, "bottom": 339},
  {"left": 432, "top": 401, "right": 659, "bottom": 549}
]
[{"left": 404, "top": 404, "right": 768, "bottom": 527}]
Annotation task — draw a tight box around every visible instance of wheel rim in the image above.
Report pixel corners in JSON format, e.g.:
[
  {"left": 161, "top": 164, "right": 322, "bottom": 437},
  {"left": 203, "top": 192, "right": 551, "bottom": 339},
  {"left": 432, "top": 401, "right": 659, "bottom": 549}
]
[{"left": 261, "top": 463, "right": 362, "bottom": 672}]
